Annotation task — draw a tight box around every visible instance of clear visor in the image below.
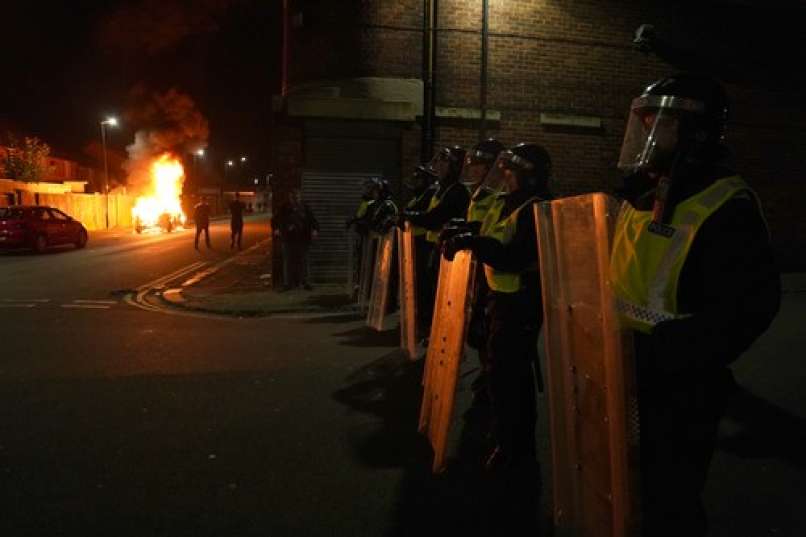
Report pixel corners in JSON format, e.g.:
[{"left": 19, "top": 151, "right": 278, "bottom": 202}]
[
  {"left": 471, "top": 152, "right": 515, "bottom": 199},
  {"left": 617, "top": 95, "right": 703, "bottom": 172},
  {"left": 461, "top": 159, "right": 492, "bottom": 187}
]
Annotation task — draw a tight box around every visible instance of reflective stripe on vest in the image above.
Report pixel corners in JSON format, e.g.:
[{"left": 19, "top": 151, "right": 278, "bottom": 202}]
[
  {"left": 425, "top": 182, "right": 467, "bottom": 243},
  {"left": 610, "top": 175, "right": 757, "bottom": 333},
  {"left": 467, "top": 191, "right": 497, "bottom": 227},
  {"left": 406, "top": 189, "right": 432, "bottom": 237},
  {"left": 355, "top": 200, "right": 369, "bottom": 219},
  {"left": 482, "top": 196, "right": 539, "bottom": 293}
]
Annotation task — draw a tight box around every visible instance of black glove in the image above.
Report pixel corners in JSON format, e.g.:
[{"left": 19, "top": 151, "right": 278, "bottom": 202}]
[
  {"left": 402, "top": 210, "right": 421, "bottom": 222},
  {"left": 443, "top": 232, "right": 476, "bottom": 261},
  {"left": 438, "top": 218, "right": 471, "bottom": 245}
]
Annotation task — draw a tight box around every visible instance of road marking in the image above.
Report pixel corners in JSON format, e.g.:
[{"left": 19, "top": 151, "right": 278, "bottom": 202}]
[
  {"left": 1, "top": 298, "right": 50, "bottom": 303},
  {"left": 136, "top": 261, "right": 208, "bottom": 292},
  {"left": 180, "top": 239, "right": 269, "bottom": 288},
  {"left": 0, "top": 303, "right": 36, "bottom": 308},
  {"left": 73, "top": 299, "right": 118, "bottom": 305},
  {"left": 61, "top": 304, "right": 111, "bottom": 310}
]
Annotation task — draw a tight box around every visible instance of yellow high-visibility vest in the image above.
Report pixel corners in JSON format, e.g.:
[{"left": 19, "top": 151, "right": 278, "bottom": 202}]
[
  {"left": 355, "top": 200, "right": 369, "bottom": 219},
  {"left": 425, "top": 182, "right": 468, "bottom": 243},
  {"left": 467, "top": 190, "right": 498, "bottom": 230},
  {"left": 481, "top": 196, "right": 539, "bottom": 293},
  {"left": 610, "top": 175, "right": 758, "bottom": 333}
]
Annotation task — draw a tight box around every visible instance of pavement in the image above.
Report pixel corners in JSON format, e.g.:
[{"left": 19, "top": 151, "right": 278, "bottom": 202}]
[
  {"left": 1, "top": 212, "right": 804, "bottom": 536},
  {"left": 156, "top": 237, "right": 357, "bottom": 317}
]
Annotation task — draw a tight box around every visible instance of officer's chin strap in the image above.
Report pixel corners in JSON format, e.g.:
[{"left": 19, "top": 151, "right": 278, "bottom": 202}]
[{"left": 651, "top": 140, "right": 690, "bottom": 225}]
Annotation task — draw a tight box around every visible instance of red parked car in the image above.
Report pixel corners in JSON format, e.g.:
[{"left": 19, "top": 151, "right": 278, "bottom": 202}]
[{"left": 0, "top": 206, "right": 88, "bottom": 253}]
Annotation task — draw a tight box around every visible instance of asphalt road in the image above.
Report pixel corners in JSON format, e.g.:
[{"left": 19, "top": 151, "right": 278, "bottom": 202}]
[
  {"left": 0, "top": 214, "right": 427, "bottom": 537},
  {"left": 1, "top": 213, "right": 804, "bottom": 536}
]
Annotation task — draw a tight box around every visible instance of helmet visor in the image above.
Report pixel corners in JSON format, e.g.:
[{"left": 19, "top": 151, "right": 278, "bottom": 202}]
[
  {"left": 461, "top": 158, "right": 491, "bottom": 187},
  {"left": 471, "top": 152, "right": 515, "bottom": 199},
  {"left": 617, "top": 95, "right": 704, "bottom": 172}
]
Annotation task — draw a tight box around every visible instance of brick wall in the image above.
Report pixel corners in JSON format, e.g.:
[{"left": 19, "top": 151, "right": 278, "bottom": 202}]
[{"left": 285, "top": 0, "right": 806, "bottom": 269}]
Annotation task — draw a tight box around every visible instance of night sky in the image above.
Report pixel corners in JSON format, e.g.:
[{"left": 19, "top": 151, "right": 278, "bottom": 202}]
[{"left": 1, "top": 1, "right": 282, "bottom": 185}]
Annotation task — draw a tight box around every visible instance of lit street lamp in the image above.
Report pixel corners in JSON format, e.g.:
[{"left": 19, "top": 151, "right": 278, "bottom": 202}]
[
  {"left": 192, "top": 148, "right": 206, "bottom": 187},
  {"left": 240, "top": 156, "right": 247, "bottom": 163},
  {"left": 100, "top": 116, "right": 118, "bottom": 229}
]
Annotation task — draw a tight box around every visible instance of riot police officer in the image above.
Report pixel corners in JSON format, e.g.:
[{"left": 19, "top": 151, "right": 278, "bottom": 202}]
[
  {"left": 404, "top": 145, "right": 471, "bottom": 336},
  {"left": 444, "top": 143, "right": 553, "bottom": 470},
  {"left": 461, "top": 138, "right": 506, "bottom": 405},
  {"left": 369, "top": 178, "right": 398, "bottom": 234},
  {"left": 401, "top": 165, "right": 439, "bottom": 334},
  {"left": 611, "top": 74, "right": 780, "bottom": 536},
  {"left": 346, "top": 178, "right": 382, "bottom": 296}
]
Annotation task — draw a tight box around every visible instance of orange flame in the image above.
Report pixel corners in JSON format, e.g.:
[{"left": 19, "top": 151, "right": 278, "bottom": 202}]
[{"left": 132, "top": 154, "right": 186, "bottom": 229}]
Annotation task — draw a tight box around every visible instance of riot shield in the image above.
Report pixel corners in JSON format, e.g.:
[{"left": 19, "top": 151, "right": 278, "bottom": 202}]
[
  {"left": 366, "top": 229, "right": 395, "bottom": 331},
  {"left": 398, "top": 223, "right": 418, "bottom": 360},
  {"left": 418, "top": 250, "right": 474, "bottom": 473},
  {"left": 357, "top": 233, "right": 378, "bottom": 313},
  {"left": 535, "top": 193, "right": 640, "bottom": 537}
]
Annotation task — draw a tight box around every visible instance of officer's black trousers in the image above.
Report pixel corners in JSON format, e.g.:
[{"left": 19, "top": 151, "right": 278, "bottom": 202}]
[
  {"left": 638, "top": 366, "right": 732, "bottom": 537},
  {"left": 417, "top": 239, "right": 436, "bottom": 334},
  {"left": 485, "top": 291, "right": 539, "bottom": 458}
]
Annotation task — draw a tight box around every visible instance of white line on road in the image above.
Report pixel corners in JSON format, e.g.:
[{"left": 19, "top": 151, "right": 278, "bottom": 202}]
[
  {"left": 136, "top": 261, "right": 209, "bottom": 292},
  {"left": 73, "top": 299, "right": 118, "bottom": 305},
  {"left": 61, "top": 304, "right": 112, "bottom": 310},
  {"left": 0, "top": 303, "right": 36, "bottom": 308}
]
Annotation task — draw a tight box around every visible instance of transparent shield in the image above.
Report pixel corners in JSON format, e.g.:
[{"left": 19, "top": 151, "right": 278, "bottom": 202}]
[
  {"left": 398, "top": 224, "right": 419, "bottom": 360},
  {"left": 617, "top": 104, "right": 680, "bottom": 172},
  {"left": 357, "top": 234, "right": 378, "bottom": 313},
  {"left": 418, "top": 250, "right": 474, "bottom": 473},
  {"left": 367, "top": 229, "right": 395, "bottom": 331},
  {"left": 535, "top": 194, "right": 640, "bottom": 537}
]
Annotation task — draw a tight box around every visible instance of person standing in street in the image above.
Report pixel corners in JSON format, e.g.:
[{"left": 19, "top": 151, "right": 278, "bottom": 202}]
[
  {"left": 193, "top": 197, "right": 212, "bottom": 250},
  {"left": 271, "top": 189, "right": 319, "bottom": 291},
  {"left": 230, "top": 192, "right": 246, "bottom": 250},
  {"left": 444, "top": 143, "right": 554, "bottom": 472},
  {"left": 610, "top": 74, "right": 780, "bottom": 537}
]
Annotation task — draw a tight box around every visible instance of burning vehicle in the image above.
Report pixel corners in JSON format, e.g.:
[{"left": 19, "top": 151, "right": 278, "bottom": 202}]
[{"left": 131, "top": 153, "right": 186, "bottom": 234}]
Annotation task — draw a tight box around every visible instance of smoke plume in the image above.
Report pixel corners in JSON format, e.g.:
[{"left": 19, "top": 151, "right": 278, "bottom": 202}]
[{"left": 123, "top": 87, "right": 209, "bottom": 194}]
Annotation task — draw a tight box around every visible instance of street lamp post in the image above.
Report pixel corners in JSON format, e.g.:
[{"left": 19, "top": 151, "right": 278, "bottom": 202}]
[
  {"left": 192, "top": 148, "right": 205, "bottom": 187},
  {"left": 100, "top": 116, "right": 118, "bottom": 229},
  {"left": 223, "top": 160, "right": 234, "bottom": 210}
]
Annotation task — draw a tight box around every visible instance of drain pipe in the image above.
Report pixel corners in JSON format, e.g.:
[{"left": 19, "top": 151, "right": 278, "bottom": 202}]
[
  {"left": 422, "top": 0, "right": 437, "bottom": 162},
  {"left": 479, "top": 0, "right": 489, "bottom": 140}
]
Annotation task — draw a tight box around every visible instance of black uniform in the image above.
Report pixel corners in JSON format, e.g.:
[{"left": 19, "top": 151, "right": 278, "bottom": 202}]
[
  {"left": 470, "top": 189, "right": 547, "bottom": 462},
  {"left": 405, "top": 183, "right": 438, "bottom": 333},
  {"left": 407, "top": 181, "right": 470, "bottom": 328},
  {"left": 623, "top": 170, "right": 780, "bottom": 536}
]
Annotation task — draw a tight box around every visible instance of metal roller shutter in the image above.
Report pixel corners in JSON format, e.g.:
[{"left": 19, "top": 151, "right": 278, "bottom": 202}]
[
  {"left": 302, "top": 131, "right": 400, "bottom": 284},
  {"left": 302, "top": 171, "right": 380, "bottom": 284}
]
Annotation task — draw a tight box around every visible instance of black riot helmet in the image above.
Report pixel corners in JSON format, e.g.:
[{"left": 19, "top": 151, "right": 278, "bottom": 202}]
[
  {"left": 404, "top": 164, "right": 437, "bottom": 193},
  {"left": 377, "top": 178, "right": 392, "bottom": 200},
  {"left": 467, "top": 138, "right": 505, "bottom": 166},
  {"left": 431, "top": 145, "right": 466, "bottom": 184},
  {"left": 618, "top": 73, "right": 729, "bottom": 176},
  {"left": 463, "top": 138, "right": 505, "bottom": 187},
  {"left": 476, "top": 143, "right": 552, "bottom": 196}
]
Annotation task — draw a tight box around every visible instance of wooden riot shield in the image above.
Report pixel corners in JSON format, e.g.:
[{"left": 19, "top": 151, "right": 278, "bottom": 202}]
[
  {"left": 366, "top": 229, "right": 395, "bottom": 331},
  {"left": 398, "top": 223, "right": 418, "bottom": 360},
  {"left": 357, "top": 234, "right": 378, "bottom": 313},
  {"left": 418, "top": 250, "right": 474, "bottom": 473},
  {"left": 535, "top": 194, "right": 640, "bottom": 537}
]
